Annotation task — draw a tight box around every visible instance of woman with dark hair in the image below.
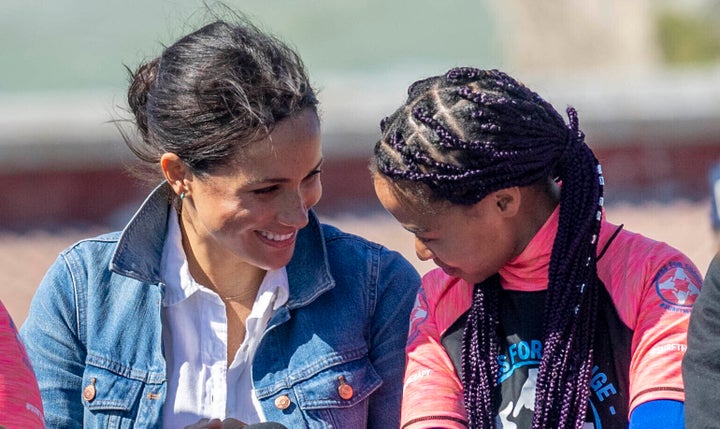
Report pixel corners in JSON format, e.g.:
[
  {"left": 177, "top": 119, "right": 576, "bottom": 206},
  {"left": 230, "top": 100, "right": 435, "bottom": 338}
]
[
  {"left": 20, "top": 18, "right": 419, "bottom": 428},
  {"left": 372, "top": 67, "right": 699, "bottom": 428}
]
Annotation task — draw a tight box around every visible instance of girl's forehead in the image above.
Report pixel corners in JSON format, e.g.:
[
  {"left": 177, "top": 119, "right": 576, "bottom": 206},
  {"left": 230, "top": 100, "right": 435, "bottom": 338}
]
[{"left": 383, "top": 187, "right": 448, "bottom": 230}]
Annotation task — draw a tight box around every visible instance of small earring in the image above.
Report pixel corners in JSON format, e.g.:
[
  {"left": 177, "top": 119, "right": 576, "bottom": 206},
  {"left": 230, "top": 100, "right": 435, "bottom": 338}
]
[{"left": 179, "top": 192, "right": 185, "bottom": 200}]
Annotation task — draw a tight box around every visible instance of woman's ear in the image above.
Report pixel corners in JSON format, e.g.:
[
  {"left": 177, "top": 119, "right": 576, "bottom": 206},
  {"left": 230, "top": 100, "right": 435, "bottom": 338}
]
[
  {"left": 493, "top": 187, "right": 521, "bottom": 218},
  {"left": 160, "top": 153, "right": 191, "bottom": 197}
]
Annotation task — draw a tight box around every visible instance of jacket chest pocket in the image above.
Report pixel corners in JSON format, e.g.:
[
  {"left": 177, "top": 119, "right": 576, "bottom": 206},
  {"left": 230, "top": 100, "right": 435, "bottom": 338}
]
[
  {"left": 259, "top": 356, "right": 382, "bottom": 428},
  {"left": 81, "top": 362, "right": 164, "bottom": 428}
]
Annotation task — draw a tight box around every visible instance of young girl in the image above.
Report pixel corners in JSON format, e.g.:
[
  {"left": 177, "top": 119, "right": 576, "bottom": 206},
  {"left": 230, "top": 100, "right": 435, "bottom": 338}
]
[
  {"left": 372, "top": 67, "right": 700, "bottom": 428},
  {"left": 20, "top": 18, "right": 419, "bottom": 428}
]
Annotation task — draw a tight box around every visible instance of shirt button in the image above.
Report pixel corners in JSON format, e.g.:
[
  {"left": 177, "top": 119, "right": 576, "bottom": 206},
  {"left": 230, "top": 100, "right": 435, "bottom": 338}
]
[
  {"left": 83, "top": 377, "right": 97, "bottom": 402},
  {"left": 274, "top": 394, "right": 291, "bottom": 410}
]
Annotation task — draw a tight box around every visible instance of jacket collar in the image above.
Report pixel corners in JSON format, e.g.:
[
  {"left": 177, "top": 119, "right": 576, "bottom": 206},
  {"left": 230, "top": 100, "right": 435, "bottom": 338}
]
[
  {"left": 110, "top": 182, "right": 335, "bottom": 305},
  {"left": 110, "top": 182, "right": 173, "bottom": 284},
  {"left": 286, "top": 210, "right": 335, "bottom": 308}
]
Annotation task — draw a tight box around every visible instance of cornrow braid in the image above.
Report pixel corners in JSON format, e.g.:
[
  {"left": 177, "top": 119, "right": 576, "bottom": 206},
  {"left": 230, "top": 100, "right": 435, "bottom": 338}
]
[{"left": 373, "top": 68, "right": 604, "bottom": 428}]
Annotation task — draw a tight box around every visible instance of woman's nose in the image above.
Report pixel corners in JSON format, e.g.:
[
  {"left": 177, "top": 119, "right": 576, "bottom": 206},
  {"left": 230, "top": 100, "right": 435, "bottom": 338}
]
[{"left": 279, "top": 192, "right": 309, "bottom": 228}]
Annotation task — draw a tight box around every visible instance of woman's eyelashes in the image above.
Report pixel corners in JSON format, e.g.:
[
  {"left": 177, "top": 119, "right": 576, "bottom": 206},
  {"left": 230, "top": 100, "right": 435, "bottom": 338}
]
[
  {"left": 251, "top": 173, "right": 320, "bottom": 195},
  {"left": 252, "top": 185, "right": 279, "bottom": 195}
]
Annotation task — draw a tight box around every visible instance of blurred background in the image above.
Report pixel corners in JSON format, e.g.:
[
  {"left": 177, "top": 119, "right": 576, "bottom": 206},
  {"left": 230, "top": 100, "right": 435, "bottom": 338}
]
[{"left": 2, "top": 0, "right": 720, "bottom": 324}]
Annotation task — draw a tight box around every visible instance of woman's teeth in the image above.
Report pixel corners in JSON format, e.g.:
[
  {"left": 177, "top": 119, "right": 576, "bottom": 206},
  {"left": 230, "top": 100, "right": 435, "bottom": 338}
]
[{"left": 260, "top": 231, "right": 294, "bottom": 241}]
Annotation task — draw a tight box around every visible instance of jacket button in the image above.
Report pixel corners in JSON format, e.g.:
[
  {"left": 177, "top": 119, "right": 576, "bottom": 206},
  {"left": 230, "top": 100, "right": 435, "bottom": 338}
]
[
  {"left": 337, "top": 375, "right": 354, "bottom": 400},
  {"left": 83, "top": 377, "right": 97, "bottom": 402},
  {"left": 274, "top": 394, "right": 291, "bottom": 410},
  {"left": 338, "top": 383, "right": 354, "bottom": 400}
]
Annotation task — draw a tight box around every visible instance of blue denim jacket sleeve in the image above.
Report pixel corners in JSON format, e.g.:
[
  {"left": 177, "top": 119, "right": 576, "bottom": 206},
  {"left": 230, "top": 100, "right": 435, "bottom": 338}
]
[
  {"left": 366, "top": 246, "right": 421, "bottom": 427},
  {"left": 21, "top": 251, "right": 88, "bottom": 428},
  {"left": 21, "top": 234, "right": 167, "bottom": 429}
]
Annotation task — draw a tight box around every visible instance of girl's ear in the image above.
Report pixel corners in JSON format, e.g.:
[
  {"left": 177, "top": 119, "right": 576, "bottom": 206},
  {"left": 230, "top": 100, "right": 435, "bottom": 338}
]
[
  {"left": 492, "top": 187, "right": 522, "bottom": 218},
  {"left": 160, "top": 153, "right": 192, "bottom": 197}
]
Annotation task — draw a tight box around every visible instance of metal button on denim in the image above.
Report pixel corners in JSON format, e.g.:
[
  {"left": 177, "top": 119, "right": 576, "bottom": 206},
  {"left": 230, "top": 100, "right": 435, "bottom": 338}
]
[
  {"left": 274, "top": 394, "right": 291, "bottom": 410},
  {"left": 337, "top": 375, "right": 354, "bottom": 400},
  {"left": 83, "top": 377, "right": 97, "bottom": 402}
]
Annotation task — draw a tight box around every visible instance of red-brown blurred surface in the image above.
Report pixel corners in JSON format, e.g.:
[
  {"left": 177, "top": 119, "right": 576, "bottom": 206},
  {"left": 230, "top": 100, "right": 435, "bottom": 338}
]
[{"left": 2, "top": 142, "right": 719, "bottom": 326}]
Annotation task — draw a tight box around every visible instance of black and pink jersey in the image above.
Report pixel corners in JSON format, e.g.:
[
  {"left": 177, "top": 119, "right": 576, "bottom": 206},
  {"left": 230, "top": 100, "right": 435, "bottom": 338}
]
[{"left": 401, "top": 208, "right": 701, "bottom": 428}]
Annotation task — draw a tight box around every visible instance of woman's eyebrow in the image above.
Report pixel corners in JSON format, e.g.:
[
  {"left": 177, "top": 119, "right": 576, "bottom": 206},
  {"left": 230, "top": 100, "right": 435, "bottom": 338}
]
[{"left": 246, "top": 158, "right": 324, "bottom": 185}]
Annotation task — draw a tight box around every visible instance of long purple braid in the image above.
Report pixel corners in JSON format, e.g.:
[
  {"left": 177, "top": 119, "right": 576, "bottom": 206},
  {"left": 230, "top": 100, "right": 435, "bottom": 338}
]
[{"left": 373, "top": 68, "right": 604, "bottom": 428}]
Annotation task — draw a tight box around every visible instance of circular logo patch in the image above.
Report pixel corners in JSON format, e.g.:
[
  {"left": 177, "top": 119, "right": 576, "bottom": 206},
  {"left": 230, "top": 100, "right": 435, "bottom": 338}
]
[{"left": 654, "top": 262, "right": 701, "bottom": 309}]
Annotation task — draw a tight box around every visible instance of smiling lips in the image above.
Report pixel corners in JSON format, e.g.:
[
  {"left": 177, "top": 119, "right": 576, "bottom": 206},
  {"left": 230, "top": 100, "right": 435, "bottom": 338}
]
[{"left": 259, "top": 230, "right": 296, "bottom": 246}]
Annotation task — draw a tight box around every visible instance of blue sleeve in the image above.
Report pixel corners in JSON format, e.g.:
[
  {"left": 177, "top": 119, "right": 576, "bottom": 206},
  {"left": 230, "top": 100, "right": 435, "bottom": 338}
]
[
  {"left": 20, "top": 253, "right": 87, "bottom": 428},
  {"left": 629, "top": 400, "right": 684, "bottom": 428}
]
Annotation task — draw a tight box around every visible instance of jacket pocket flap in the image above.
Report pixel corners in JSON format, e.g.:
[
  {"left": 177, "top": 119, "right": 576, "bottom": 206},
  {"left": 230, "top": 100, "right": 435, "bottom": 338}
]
[
  {"left": 81, "top": 364, "right": 143, "bottom": 411},
  {"left": 292, "top": 356, "right": 382, "bottom": 409}
]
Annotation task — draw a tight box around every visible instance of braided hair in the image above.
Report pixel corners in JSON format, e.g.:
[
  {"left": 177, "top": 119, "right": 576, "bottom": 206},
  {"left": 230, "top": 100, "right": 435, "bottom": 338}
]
[{"left": 373, "top": 68, "right": 604, "bottom": 428}]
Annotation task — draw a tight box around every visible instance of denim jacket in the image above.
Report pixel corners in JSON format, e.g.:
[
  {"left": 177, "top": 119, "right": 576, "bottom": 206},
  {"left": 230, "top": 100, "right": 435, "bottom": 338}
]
[{"left": 20, "top": 183, "right": 420, "bottom": 428}]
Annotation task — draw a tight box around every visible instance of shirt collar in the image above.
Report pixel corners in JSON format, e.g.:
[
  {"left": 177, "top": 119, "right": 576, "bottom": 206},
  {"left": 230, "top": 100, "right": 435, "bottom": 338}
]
[
  {"left": 160, "top": 210, "right": 200, "bottom": 305},
  {"left": 260, "top": 267, "right": 290, "bottom": 311}
]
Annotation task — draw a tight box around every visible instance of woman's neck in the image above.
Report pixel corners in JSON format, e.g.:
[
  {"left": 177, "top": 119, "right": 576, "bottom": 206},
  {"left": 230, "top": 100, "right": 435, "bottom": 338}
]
[{"left": 178, "top": 215, "right": 266, "bottom": 302}]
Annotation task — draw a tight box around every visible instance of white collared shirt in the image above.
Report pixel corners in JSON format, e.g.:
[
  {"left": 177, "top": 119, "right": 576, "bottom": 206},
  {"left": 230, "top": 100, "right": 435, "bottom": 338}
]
[{"left": 160, "top": 212, "right": 289, "bottom": 428}]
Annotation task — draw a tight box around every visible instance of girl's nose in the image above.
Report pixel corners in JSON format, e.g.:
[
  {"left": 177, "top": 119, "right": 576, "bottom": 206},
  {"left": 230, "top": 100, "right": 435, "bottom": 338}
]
[{"left": 415, "top": 239, "right": 434, "bottom": 261}]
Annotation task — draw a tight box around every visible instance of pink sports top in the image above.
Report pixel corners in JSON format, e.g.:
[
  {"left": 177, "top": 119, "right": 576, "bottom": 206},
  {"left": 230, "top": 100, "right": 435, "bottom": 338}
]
[
  {"left": 401, "top": 207, "right": 701, "bottom": 428},
  {"left": 0, "top": 300, "right": 44, "bottom": 428}
]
